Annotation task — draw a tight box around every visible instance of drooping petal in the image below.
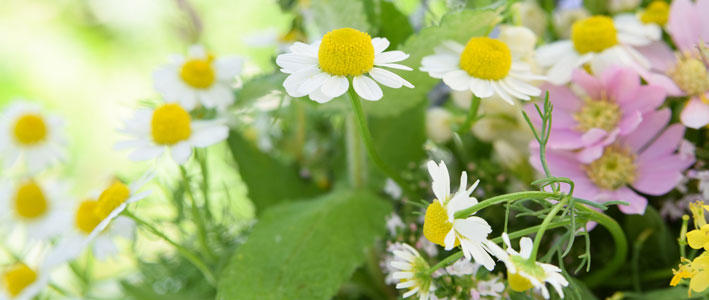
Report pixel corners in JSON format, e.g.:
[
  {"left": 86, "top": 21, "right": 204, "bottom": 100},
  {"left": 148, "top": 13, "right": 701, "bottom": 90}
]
[
  {"left": 680, "top": 97, "right": 709, "bottom": 129},
  {"left": 352, "top": 75, "right": 383, "bottom": 101}
]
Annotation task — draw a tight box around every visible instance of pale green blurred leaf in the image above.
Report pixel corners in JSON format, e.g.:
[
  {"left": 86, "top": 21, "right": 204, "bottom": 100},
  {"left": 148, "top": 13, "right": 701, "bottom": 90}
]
[{"left": 310, "top": 0, "right": 371, "bottom": 32}]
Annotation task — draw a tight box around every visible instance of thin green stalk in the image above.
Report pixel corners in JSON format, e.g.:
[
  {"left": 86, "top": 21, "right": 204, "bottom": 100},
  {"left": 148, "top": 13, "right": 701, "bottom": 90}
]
[
  {"left": 195, "top": 149, "right": 212, "bottom": 218},
  {"left": 454, "top": 191, "right": 561, "bottom": 218},
  {"left": 49, "top": 282, "right": 72, "bottom": 297},
  {"left": 679, "top": 214, "right": 690, "bottom": 258},
  {"left": 347, "top": 86, "right": 417, "bottom": 200},
  {"left": 346, "top": 113, "right": 366, "bottom": 188},
  {"left": 179, "top": 166, "right": 216, "bottom": 260},
  {"left": 578, "top": 205, "right": 628, "bottom": 287},
  {"left": 632, "top": 229, "right": 654, "bottom": 292},
  {"left": 530, "top": 197, "right": 569, "bottom": 260},
  {"left": 457, "top": 95, "right": 481, "bottom": 135},
  {"left": 123, "top": 210, "right": 216, "bottom": 286}
]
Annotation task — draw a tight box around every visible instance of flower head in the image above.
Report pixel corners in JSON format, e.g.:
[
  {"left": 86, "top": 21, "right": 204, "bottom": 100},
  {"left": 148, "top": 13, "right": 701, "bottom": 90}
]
[
  {"left": 0, "top": 262, "right": 49, "bottom": 300},
  {"left": 115, "top": 103, "right": 228, "bottom": 164},
  {"left": 494, "top": 233, "right": 569, "bottom": 299},
  {"left": 423, "top": 161, "right": 499, "bottom": 270},
  {"left": 388, "top": 243, "right": 434, "bottom": 300},
  {"left": 0, "top": 101, "right": 66, "bottom": 173},
  {"left": 671, "top": 255, "right": 709, "bottom": 295},
  {"left": 153, "top": 45, "right": 243, "bottom": 111},
  {"left": 276, "top": 28, "right": 413, "bottom": 103},
  {"left": 527, "top": 67, "right": 666, "bottom": 163},
  {"left": 421, "top": 36, "right": 543, "bottom": 104},
  {"left": 0, "top": 177, "right": 71, "bottom": 240},
  {"left": 533, "top": 109, "right": 695, "bottom": 214}
]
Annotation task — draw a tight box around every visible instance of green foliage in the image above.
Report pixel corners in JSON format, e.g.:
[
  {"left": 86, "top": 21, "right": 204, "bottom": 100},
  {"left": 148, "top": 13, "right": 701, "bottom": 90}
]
[
  {"left": 216, "top": 189, "right": 392, "bottom": 300},
  {"left": 370, "top": 100, "right": 426, "bottom": 173},
  {"left": 310, "top": 0, "right": 371, "bottom": 32},
  {"left": 624, "top": 207, "right": 678, "bottom": 267},
  {"left": 363, "top": 8, "right": 501, "bottom": 117},
  {"left": 375, "top": 1, "right": 414, "bottom": 49},
  {"left": 226, "top": 131, "right": 325, "bottom": 213},
  {"left": 234, "top": 72, "right": 287, "bottom": 109}
]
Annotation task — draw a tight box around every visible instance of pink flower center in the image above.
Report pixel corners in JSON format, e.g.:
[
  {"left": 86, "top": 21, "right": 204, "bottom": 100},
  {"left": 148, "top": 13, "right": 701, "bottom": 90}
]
[
  {"left": 669, "top": 57, "right": 709, "bottom": 96},
  {"left": 574, "top": 99, "right": 621, "bottom": 132},
  {"left": 585, "top": 146, "right": 636, "bottom": 190}
]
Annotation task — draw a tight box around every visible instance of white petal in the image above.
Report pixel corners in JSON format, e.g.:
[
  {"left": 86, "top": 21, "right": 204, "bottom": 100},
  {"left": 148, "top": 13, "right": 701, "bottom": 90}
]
[
  {"left": 369, "top": 68, "right": 412, "bottom": 88},
  {"left": 490, "top": 81, "right": 514, "bottom": 104},
  {"left": 215, "top": 56, "right": 243, "bottom": 80},
  {"left": 276, "top": 53, "right": 318, "bottom": 74},
  {"left": 297, "top": 72, "right": 330, "bottom": 95},
  {"left": 469, "top": 78, "right": 494, "bottom": 98},
  {"left": 170, "top": 142, "right": 193, "bottom": 164},
  {"left": 283, "top": 66, "right": 320, "bottom": 97},
  {"left": 442, "top": 70, "right": 472, "bottom": 91},
  {"left": 519, "top": 237, "right": 534, "bottom": 259},
  {"left": 308, "top": 87, "right": 334, "bottom": 103},
  {"left": 352, "top": 75, "right": 383, "bottom": 101},
  {"left": 372, "top": 37, "right": 390, "bottom": 53},
  {"left": 320, "top": 75, "right": 349, "bottom": 98},
  {"left": 375, "top": 50, "right": 409, "bottom": 65},
  {"left": 444, "top": 229, "right": 457, "bottom": 250},
  {"left": 190, "top": 123, "right": 229, "bottom": 147},
  {"left": 128, "top": 146, "right": 164, "bottom": 161}
]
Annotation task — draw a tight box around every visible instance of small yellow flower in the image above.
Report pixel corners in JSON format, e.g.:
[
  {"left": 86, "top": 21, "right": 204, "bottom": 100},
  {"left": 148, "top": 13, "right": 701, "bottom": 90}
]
[
  {"left": 671, "top": 255, "right": 709, "bottom": 295},
  {"left": 687, "top": 225, "right": 709, "bottom": 250},
  {"left": 689, "top": 200, "right": 709, "bottom": 228}
]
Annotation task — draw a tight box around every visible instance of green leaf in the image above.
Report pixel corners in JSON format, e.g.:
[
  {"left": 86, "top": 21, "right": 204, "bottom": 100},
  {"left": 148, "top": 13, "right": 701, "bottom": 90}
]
[
  {"left": 376, "top": 1, "right": 413, "bottom": 48},
  {"left": 234, "top": 72, "right": 287, "bottom": 109},
  {"left": 310, "top": 0, "right": 371, "bottom": 32},
  {"left": 370, "top": 99, "right": 426, "bottom": 171},
  {"left": 216, "top": 189, "right": 392, "bottom": 300},
  {"left": 363, "top": 9, "right": 500, "bottom": 117},
  {"left": 624, "top": 206, "right": 678, "bottom": 267},
  {"left": 226, "top": 131, "right": 324, "bottom": 213}
]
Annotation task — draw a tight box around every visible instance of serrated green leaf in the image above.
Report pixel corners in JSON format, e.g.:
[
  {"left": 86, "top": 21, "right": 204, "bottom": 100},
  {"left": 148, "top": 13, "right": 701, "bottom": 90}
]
[
  {"left": 226, "top": 131, "right": 325, "bottom": 213},
  {"left": 363, "top": 9, "right": 500, "bottom": 117},
  {"left": 310, "top": 0, "right": 371, "bottom": 32},
  {"left": 377, "top": 1, "right": 413, "bottom": 48},
  {"left": 216, "top": 189, "right": 392, "bottom": 300}
]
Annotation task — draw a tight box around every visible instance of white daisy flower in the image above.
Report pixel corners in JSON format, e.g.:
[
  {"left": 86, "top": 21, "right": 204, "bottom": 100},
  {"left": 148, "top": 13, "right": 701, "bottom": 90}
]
[
  {"left": 0, "top": 178, "right": 71, "bottom": 240},
  {"left": 493, "top": 233, "right": 569, "bottom": 299},
  {"left": 420, "top": 37, "right": 544, "bottom": 104},
  {"left": 0, "top": 101, "right": 65, "bottom": 173},
  {"left": 388, "top": 243, "right": 434, "bottom": 300},
  {"left": 275, "top": 27, "right": 414, "bottom": 103},
  {"left": 422, "top": 160, "right": 499, "bottom": 271},
  {"left": 115, "top": 103, "right": 229, "bottom": 164},
  {"left": 153, "top": 45, "right": 243, "bottom": 111},
  {"left": 536, "top": 15, "right": 661, "bottom": 85},
  {"left": 0, "top": 262, "right": 50, "bottom": 300}
]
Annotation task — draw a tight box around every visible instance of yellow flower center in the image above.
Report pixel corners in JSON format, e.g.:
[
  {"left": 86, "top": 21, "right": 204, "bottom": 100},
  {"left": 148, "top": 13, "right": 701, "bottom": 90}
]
[
  {"left": 95, "top": 181, "right": 130, "bottom": 220},
  {"left": 640, "top": 1, "right": 669, "bottom": 26},
  {"left": 13, "top": 181, "right": 48, "bottom": 220},
  {"left": 574, "top": 99, "right": 622, "bottom": 132},
  {"left": 151, "top": 104, "right": 192, "bottom": 145},
  {"left": 459, "top": 37, "right": 512, "bottom": 80},
  {"left": 278, "top": 28, "right": 305, "bottom": 43},
  {"left": 179, "top": 56, "right": 215, "bottom": 89},
  {"left": 2, "top": 263, "right": 37, "bottom": 297},
  {"left": 585, "top": 146, "right": 637, "bottom": 190},
  {"left": 423, "top": 201, "right": 459, "bottom": 247},
  {"left": 75, "top": 200, "right": 103, "bottom": 235},
  {"left": 508, "top": 271, "right": 535, "bottom": 292},
  {"left": 317, "top": 28, "right": 375, "bottom": 76},
  {"left": 571, "top": 16, "right": 618, "bottom": 54},
  {"left": 12, "top": 114, "right": 47, "bottom": 146},
  {"left": 669, "top": 58, "right": 709, "bottom": 96},
  {"left": 507, "top": 255, "right": 546, "bottom": 292}
]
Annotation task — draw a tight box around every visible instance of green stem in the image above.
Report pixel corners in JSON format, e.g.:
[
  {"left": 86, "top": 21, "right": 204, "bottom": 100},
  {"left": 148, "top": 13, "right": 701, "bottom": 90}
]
[
  {"left": 679, "top": 214, "right": 690, "bottom": 258},
  {"left": 347, "top": 86, "right": 417, "bottom": 200},
  {"left": 578, "top": 205, "right": 628, "bottom": 287},
  {"left": 195, "top": 149, "right": 212, "bottom": 219},
  {"left": 530, "top": 197, "right": 569, "bottom": 260},
  {"left": 457, "top": 95, "right": 481, "bottom": 135},
  {"left": 346, "top": 113, "right": 366, "bottom": 188},
  {"left": 454, "top": 191, "right": 561, "bottom": 218},
  {"left": 123, "top": 210, "right": 216, "bottom": 286},
  {"left": 180, "top": 166, "right": 216, "bottom": 260}
]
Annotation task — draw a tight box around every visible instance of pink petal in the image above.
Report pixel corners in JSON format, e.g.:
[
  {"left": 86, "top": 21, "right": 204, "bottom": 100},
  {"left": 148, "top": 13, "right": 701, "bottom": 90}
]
[
  {"left": 635, "top": 67, "right": 684, "bottom": 97},
  {"left": 547, "top": 129, "right": 585, "bottom": 149},
  {"left": 572, "top": 69, "right": 602, "bottom": 100},
  {"left": 638, "top": 124, "right": 685, "bottom": 160},
  {"left": 580, "top": 128, "right": 608, "bottom": 145},
  {"left": 602, "top": 67, "right": 639, "bottom": 106},
  {"left": 530, "top": 149, "right": 598, "bottom": 197},
  {"left": 668, "top": 0, "right": 701, "bottom": 52},
  {"left": 618, "top": 85, "right": 666, "bottom": 113},
  {"left": 576, "top": 145, "right": 604, "bottom": 163},
  {"left": 698, "top": 0, "right": 709, "bottom": 42},
  {"left": 617, "top": 111, "right": 642, "bottom": 134},
  {"left": 543, "top": 84, "right": 582, "bottom": 112},
  {"left": 612, "top": 187, "right": 648, "bottom": 215},
  {"left": 634, "top": 155, "right": 694, "bottom": 195},
  {"left": 621, "top": 109, "right": 670, "bottom": 151},
  {"left": 635, "top": 42, "right": 676, "bottom": 73},
  {"left": 680, "top": 96, "right": 709, "bottom": 129}
]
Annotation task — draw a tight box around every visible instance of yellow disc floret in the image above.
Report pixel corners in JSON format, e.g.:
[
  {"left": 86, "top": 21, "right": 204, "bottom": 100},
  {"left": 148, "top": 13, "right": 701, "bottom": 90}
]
[
  {"left": 75, "top": 200, "right": 103, "bottom": 235},
  {"left": 640, "top": 1, "right": 669, "bottom": 26},
  {"left": 423, "top": 201, "right": 459, "bottom": 247},
  {"left": 571, "top": 16, "right": 618, "bottom": 54},
  {"left": 669, "top": 58, "right": 709, "bottom": 96},
  {"left": 151, "top": 104, "right": 192, "bottom": 145},
  {"left": 3, "top": 263, "right": 37, "bottom": 297},
  {"left": 13, "top": 114, "right": 47, "bottom": 146},
  {"left": 180, "top": 55, "right": 216, "bottom": 89},
  {"left": 13, "top": 181, "right": 48, "bottom": 220},
  {"left": 574, "top": 99, "right": 622, "bottom": 132},
  {"left": 585, "top": 146, "right": 637, "bottom": 190},
  {"left": 459, "top": 37, "right": 512, "bottom": 80},
  {"left": 318, "top": 28, "right": 375, "bottom": 76},
  {"left": 95, "top": 181, "right": 131, "bottom": 220},
  {"left": 508, "top": 271, "right": 535, "bottom": 292}
]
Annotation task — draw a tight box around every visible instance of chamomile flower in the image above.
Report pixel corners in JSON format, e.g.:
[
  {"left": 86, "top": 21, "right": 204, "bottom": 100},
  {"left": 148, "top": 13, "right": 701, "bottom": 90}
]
[
  {"left": 115, "top": 103, "right": 229, "bottom": 164},
  {"left": 276, "top": 27, "right": 413, "bottom": 103},
  {"left": 422, "top": 160, "right": 499, "bottom": 271},
  {"left": 536, "top": 15, "right": 661, "bottom": 85},
  {"left": 420, "top": 37, "right": 543, "bottom": 104},
  {"left": 0, "top": 101, "right": 65, "bottom": 173},
  {"left": 495, "top": 233, "right": 569, "bottom": 299},
  {"left": 153, "top": 45, "right": 243, "bottom": 111},
  {"left": 0, "top": 262, "right": 49, "bottom": 300},
  {"left": 388, "top": 243, "right": 434, "bottom": 300},
  {"left": 0, "top": 178, "right": 70, "bottom": 240}
]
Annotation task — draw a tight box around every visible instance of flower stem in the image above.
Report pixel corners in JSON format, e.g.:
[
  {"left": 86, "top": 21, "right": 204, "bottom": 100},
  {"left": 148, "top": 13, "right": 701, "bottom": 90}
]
[
  {"left": 529, "top": 197, "right": 569, "bottom": 260},
  {"left": 347, "top": 86, "right": 417, "bottom": 200},
  {"left": 578, "top": 205, "right": 628, "bottom": 287},
  {"left": 123, "top": 210, "right": 216, "bottom": 286},
  {"left": 346, "top": 113, "right": 367, "bottom": 188},
  {"left": 457, "top": 95, "right": 481, "bottom": 135},
  {"left": 195, "top": 149, "right": 212, "bottom": 218},
  {"left": 180, "top": 166, "right": 216, "bottom": 260},
  {"left": 454, "top": 191, "right": 561, "bottom": 218}
]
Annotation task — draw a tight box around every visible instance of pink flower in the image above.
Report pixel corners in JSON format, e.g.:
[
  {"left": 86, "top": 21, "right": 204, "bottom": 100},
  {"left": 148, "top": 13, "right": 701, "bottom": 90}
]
[
  {"left": 531, "top": 109, "right": 695, "bottom": 214},
  {"left": 637, "top": 0, "right": 709, "bottom": 128},
  {"left": 526, "top": 67, "right": 666, "bottom": 163}
]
